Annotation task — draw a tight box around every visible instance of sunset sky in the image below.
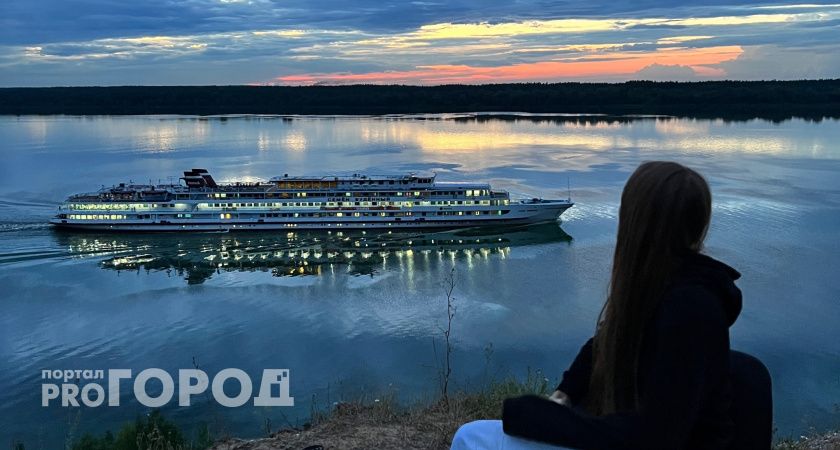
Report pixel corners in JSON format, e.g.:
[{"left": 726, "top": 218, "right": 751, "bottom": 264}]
[{"left": 1, "top": 1, "right": 839, "bottom": 86}]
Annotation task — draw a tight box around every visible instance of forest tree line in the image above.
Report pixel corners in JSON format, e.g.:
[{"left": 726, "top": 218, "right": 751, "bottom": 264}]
[{"left": 1, "top": 80, "right": 839, "bottom": 119}]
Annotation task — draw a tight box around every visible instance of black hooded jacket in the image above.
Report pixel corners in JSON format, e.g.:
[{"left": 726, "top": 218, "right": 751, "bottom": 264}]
[{"left": 502, "top": 252, "right": 743, "bottom": 450}]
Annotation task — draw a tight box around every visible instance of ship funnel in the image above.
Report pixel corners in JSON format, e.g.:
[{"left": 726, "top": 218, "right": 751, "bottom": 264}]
[
  {"left": 182, "top": 169, "right": 217, "bottom": 188},
  {"left": 193, "top": 169, "right": 218, "bottom": 188}
]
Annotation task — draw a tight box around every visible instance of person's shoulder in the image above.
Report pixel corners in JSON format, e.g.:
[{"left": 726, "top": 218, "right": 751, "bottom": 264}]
[
  {"left": 664, "top": 252, "right": 743, "bottom": 327},
  {"left": 661, "top": 282, "right": 727, "bottom": 322}
]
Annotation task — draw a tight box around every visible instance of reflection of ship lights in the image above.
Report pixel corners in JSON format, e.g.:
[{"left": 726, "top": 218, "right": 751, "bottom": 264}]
[{"left": 66, "top": 223, "right": 571, "bottom": 284}]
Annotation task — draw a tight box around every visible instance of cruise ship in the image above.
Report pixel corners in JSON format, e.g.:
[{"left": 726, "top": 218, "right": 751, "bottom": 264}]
[{"left": 50, "top": 169, "right": 573, "bottom": 232}]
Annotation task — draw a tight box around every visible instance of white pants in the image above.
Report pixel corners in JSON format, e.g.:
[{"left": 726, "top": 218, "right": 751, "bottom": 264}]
[{"left": 451, "top": 420, "right": 572, "bottom": 450}]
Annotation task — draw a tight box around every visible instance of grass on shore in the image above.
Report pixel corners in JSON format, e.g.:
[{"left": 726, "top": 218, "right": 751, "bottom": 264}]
[
  {"left": 774, "top": 431, "right": 840, "bottom": 450},
  {"left": 211, "top": 371, "right": 553, "bottom": 450}
]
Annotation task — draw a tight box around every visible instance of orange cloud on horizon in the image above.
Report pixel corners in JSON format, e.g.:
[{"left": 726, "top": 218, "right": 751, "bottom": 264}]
[{"left": 274, "top": 45, "right": 744, "bottom": 85}]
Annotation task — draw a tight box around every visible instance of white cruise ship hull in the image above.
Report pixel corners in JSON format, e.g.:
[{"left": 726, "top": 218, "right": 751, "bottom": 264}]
[{"left": 50, "top": 200, "right": 573, "bottom": 232}]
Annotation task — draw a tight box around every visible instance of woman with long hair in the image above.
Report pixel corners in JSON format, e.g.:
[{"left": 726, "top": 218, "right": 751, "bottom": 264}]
[{"left": 451, "top": 161, "right": 772, "bottom": 450}]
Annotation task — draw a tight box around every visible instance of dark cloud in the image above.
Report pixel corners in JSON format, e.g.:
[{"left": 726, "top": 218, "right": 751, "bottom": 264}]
[
  {"left": 4, "top": 0, "right": 838, "bottom": 45},
  {"left": 0, "top": 0, "right": 839, "bottom": 85}
]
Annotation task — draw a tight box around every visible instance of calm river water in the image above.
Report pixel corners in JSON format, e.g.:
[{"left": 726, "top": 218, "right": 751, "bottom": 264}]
[{"left": 1, "top": 114, "right": 839, "bottom": 446}]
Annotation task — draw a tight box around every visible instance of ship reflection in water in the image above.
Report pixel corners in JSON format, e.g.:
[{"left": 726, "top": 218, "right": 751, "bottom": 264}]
[{"left": 54, "top": 223, "right": 572, "bottom": 284}]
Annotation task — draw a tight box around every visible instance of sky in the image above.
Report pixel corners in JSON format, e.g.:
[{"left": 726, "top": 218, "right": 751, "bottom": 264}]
[{"left": 0, "top": 0, "right": 839, "bottom": 86}]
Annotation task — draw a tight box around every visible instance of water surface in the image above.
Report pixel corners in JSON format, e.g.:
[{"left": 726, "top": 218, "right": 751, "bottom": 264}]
[{"left": 1, "top": 114, "right": 839, "bottom": 446}]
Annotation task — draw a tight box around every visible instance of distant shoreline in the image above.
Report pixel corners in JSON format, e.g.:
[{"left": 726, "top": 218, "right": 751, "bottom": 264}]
[{"left": 2, "top": 80, "right": 840, "bottom": 120}]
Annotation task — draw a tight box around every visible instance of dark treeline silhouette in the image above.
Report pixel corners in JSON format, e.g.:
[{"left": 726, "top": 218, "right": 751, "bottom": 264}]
[{"left": 2, "top": 80, "right": 839, "bottom": 120}]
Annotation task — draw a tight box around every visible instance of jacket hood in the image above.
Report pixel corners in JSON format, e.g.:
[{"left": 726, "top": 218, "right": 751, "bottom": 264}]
[{"left": 675, "top": 252, "right": 743, "bottom": 327}]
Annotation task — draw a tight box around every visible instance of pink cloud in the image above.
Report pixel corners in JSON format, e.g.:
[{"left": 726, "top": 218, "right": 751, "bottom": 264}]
[{"left": 272, "top": 46, "right": 743, "bottom": 85}]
